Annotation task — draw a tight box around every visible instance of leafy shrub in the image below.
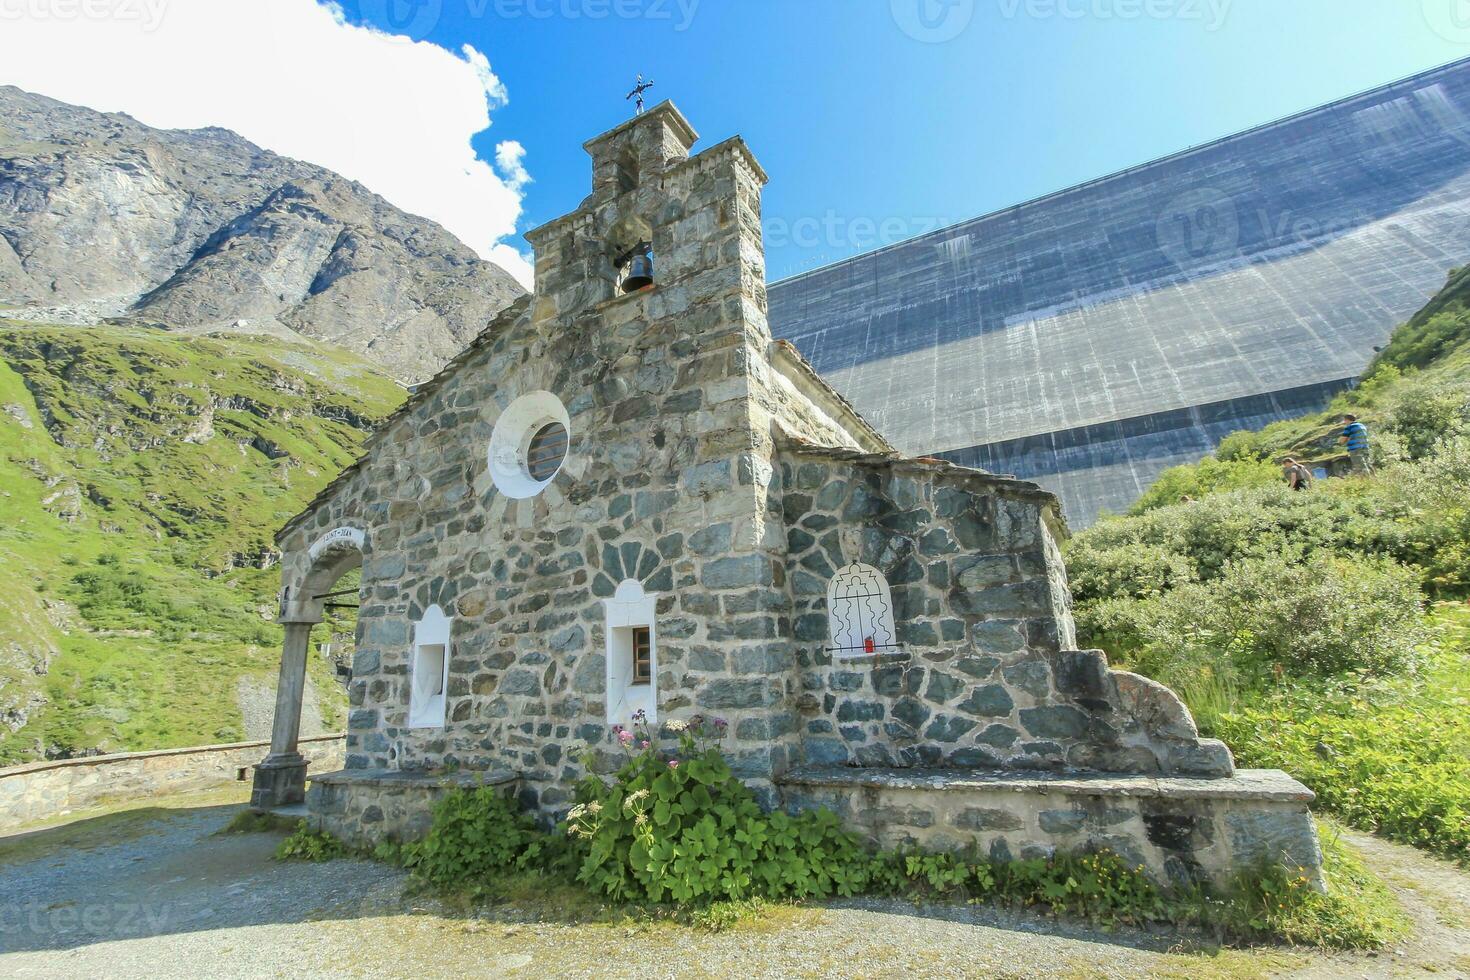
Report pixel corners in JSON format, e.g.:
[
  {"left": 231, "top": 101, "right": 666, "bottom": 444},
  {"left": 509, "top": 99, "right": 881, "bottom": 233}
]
[
  {"left": 275, "top": 821, "right": 346, "bottom": 861},
  {"left": 1215, "top": 606, "right": 1470, "bottom": 862},
  {"left": 404, "top": 785, "right": 550, "bottom": 884},
  {"left": 1064, "top": 541, "right": 1193, "bottom": 604},
  {"left": 1080, "top": 553, "right": 1424, "bottom": 684},
  {"left": 567, "top": 714, "right": 871, "bottom": 903},
  {"left": 1127, "top": 456, "right": 1279, "bottom": 514}
]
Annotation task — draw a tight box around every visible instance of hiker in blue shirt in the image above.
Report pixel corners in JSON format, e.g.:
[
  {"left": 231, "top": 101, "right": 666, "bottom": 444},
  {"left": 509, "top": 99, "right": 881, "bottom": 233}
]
[{"left": 1340, "top": 414, "right": 1372, "bottom": 475}]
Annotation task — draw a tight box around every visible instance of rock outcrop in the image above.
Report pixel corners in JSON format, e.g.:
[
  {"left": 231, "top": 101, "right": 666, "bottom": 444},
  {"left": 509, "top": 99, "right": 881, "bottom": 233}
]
[{"left": 0, "top": 86, "right": 525, "bottom": 382}]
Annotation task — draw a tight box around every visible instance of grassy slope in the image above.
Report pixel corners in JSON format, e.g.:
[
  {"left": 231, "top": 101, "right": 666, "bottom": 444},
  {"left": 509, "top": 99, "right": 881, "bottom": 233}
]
[{"left": 0, "top": 322, "right": 404, "bottom": 763}]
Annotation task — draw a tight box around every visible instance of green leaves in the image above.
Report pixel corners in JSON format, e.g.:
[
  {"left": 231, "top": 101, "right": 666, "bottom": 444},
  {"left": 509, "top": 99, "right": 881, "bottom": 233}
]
[
  {"left": 406, "top": 786, "right": 548, "bottom": 884},
  {"left": 567, "top": 741, "right": 867, "bottom": 905}
]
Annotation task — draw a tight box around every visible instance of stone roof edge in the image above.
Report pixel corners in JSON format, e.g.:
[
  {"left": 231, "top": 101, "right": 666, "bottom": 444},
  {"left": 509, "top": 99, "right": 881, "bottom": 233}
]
[
  {"left": 275, "top": 295, "right": 534, "bottom": 544},
  {"left": 581, "top": 100, "right": 699, "bottom": 154},
  {"left": 768, "top": 339, "right": 893, "bottom": 453},
  {"left": 666, "top": 134, "right": 769, "bottom": 185},
  {"left": 777, "top": 432, "right": 1065, "bottom": 514}
]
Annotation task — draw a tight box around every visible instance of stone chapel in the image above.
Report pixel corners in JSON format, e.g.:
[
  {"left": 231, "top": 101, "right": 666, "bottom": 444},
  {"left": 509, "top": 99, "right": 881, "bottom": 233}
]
[{"left": 250, "top": 104, "right": 1324, "bottom": 890}]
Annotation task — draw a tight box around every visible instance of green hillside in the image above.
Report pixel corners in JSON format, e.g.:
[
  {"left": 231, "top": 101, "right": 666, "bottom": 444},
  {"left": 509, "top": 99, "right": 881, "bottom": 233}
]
[
  {"left": 1065, "top": 267, "right": 1470, "bottom": 861},
  {"left": 0, "top": 322, "right": 405, "bottom": 764}
]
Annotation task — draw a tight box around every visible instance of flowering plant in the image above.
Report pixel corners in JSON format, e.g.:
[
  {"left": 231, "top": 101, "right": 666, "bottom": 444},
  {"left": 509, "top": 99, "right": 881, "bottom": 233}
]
[{"left": 566, "top": 712, "right": 865, "bottom": 904}]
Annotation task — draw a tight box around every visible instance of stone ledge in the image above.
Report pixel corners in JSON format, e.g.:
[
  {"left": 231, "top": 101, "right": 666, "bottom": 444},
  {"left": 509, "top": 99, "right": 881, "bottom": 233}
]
[
  {"left": 0, "top": 733, "right": 345, "bottom": 779},
  {"left": 778, "top": 766, "right": 1314, "bottom": 803},
  {"left": 309, "top": 768, "right": 518, "bottom": 790}
]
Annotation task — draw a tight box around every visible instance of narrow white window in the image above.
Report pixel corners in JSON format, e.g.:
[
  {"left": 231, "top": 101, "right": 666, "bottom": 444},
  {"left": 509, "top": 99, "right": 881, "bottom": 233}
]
[
  {"left": 409, "top": 604, "right": 451, "bottom": 729},
  {"left": 604, "top": 579, "right": 658, "bottom": 726},
  {"left": 827, "top": 564, "right": 897, "bottom": 659}
]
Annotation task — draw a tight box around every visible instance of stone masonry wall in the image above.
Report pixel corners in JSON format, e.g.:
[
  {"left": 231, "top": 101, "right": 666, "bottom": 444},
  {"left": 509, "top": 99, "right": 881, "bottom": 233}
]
[
  {"left": 0, "top": 734, "right": 344, "bottom": 827},
  {"left": 777, "top": 443, "right": 1233, "bottom": 778},
  {"left": 777, "top": 768, "right": 1324, "bottom": 891}
]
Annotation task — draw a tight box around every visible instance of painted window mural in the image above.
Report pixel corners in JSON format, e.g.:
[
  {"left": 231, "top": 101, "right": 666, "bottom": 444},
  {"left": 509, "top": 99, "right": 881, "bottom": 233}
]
[{"left": 826, "top": 564, "right": 897, "bottom": 658}]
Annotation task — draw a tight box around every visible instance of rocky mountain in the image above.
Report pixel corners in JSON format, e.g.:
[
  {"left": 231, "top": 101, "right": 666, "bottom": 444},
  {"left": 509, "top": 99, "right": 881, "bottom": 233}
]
[{"left": 0, "top": 86, "right": 525, "bottom": 382}]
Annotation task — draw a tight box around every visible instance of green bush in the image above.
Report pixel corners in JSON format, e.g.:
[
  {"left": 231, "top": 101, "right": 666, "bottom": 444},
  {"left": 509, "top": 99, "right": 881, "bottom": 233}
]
[
  {"left": 404, "top": 784, "right": 550, "bottom": 884},
  {"left": 1127, "top": 456, "right": 1279, "bottom": 514},
  {"left": 1080, "top": 552, "right": 1424, "bottom": 684},
  {"left": 1215, "top": 606, "right": 1470, "bottom": 862},
  {"left": 275, "top": 821, "right": 346, "bottom": 862},
  {"left": 567, "top": 714, "right": 871, "bottom": 903}
]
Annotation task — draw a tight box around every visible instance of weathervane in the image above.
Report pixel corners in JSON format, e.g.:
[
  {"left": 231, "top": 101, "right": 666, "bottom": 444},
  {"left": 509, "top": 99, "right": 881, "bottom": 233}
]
[{"left": 626, "top": 74, "right": 655, "bottom": 116}]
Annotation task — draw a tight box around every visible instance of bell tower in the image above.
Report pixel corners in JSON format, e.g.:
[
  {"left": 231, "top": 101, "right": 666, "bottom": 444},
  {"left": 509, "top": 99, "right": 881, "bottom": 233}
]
[{"left": 524, "top": 101, "right": 768, "bottom": 335}]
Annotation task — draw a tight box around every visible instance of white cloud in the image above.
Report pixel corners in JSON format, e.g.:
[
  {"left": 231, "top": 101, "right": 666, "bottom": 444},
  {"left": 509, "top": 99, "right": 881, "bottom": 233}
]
[
  {"left": 0, "top": 0, "right": 535, "bottom": 288},
  {"left": 495, "top": 140, "right": 531, "bottom": 192}
]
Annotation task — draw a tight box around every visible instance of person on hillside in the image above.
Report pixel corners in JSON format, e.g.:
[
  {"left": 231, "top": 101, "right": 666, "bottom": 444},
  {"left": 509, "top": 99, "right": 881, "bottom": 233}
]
[
  {"left": 1340, "top": 414, "right": 1373, "bottom": 475},
  {"left": 1282, "top": 457, "right": 1313, "bottom": 491}
]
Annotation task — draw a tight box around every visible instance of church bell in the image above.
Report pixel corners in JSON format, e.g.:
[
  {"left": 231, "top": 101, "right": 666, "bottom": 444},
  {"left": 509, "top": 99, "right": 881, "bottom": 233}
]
[{"left": 621, "top": 244, "right": 654, "bottom": 292}]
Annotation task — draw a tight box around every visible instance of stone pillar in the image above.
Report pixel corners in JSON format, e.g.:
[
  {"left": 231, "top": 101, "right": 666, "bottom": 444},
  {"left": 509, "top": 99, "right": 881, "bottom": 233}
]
[{"left": 250, "top": 620, "right": 316, "bottom": 809}]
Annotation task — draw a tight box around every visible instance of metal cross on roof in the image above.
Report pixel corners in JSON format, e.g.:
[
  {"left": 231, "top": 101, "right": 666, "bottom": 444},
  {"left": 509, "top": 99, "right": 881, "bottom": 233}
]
[{"left": 626, "top": 74, "right": 655, "bottom": 115}]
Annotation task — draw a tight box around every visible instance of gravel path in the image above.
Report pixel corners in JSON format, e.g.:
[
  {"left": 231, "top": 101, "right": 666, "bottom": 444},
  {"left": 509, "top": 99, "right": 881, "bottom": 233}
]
[{"left": 1, "top": 791, "right": 1466, "bottom": 979}]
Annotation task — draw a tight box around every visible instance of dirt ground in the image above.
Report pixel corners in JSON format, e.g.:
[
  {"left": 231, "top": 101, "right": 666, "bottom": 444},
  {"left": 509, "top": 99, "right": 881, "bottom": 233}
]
[{"left": 1, "top": 788, "right": 1466, "bottom": 979}]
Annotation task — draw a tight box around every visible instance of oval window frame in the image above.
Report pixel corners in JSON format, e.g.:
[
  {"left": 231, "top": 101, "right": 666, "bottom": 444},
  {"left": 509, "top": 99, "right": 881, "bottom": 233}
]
[{"left": 488, "top": 391, "right": 571, "bottom": 499}]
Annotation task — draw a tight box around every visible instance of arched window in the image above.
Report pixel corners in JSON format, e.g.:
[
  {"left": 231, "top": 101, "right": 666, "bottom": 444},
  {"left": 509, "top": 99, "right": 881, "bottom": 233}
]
[
  {"left": 604, "top": 579, "right": 658, "bottom": 726},
  {"left": 409, "top": 604, "right": 452, "bottom": 729},
  {"left": 826, "top": 564, "right": 897, "bottom": 659}
]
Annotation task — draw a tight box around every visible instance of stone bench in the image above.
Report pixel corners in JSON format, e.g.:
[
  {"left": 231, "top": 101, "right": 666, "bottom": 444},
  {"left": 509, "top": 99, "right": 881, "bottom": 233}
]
[
  {"left": 776, "top": 766, "right": 1323, "bottom": 891},
  {"left": 307, "top": 768, "right": 519, "bottom": 845}
]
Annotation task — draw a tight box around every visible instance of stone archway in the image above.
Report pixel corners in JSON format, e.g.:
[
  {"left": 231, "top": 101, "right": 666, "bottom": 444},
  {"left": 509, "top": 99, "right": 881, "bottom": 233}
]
[{"left": 249, "top": 527, "right": 365, "bottom": 810}]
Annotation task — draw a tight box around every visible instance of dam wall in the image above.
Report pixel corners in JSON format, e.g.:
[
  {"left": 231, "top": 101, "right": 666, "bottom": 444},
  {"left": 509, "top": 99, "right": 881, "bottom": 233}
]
[{"left": 768, "top": 59, "right": 1470, "bottom": 526}]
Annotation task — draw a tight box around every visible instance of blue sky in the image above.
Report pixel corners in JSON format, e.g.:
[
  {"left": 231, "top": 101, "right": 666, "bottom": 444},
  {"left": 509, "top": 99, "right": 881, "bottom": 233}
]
[{"left": 333, "top": 0, "right": 1470, "bottom": 280}]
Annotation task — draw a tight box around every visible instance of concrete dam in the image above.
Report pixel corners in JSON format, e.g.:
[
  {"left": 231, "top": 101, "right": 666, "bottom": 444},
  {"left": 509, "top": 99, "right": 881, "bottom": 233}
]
[{"left": 766, "top": 58, "right": 1470, "bottom": 527}]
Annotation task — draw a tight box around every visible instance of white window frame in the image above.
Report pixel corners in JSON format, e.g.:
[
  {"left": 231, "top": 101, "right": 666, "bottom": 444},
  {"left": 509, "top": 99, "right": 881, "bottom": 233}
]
[
  {"left": 826, "top": 563, "right": 898, "bottom": 660},
  {"left": 604, "top": 579, "right": 658, "bottom": 726},
  {"left": 408, "top": 604, "right": 452, "bottom": 729},
  {"left": 488, "top": 390, "right": 571, "bottom": 499}
]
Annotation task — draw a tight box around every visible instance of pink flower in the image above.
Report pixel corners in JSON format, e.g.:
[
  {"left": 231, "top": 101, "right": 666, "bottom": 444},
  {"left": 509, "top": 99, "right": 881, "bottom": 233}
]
[
  {"left": 617, "top": 730, "right": 634, "bottom": 745},
  {"left": 668, "top": 759, "right": 680, "bottom": 769},
  {"left": 639, "top": 740, "right": 650, "bottom": 750}
]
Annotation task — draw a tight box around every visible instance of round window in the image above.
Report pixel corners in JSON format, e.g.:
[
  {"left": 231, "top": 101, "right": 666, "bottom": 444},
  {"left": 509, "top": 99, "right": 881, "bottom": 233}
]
[{"left": 488, "top": 391, "right": 571, "bottom": 499}]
